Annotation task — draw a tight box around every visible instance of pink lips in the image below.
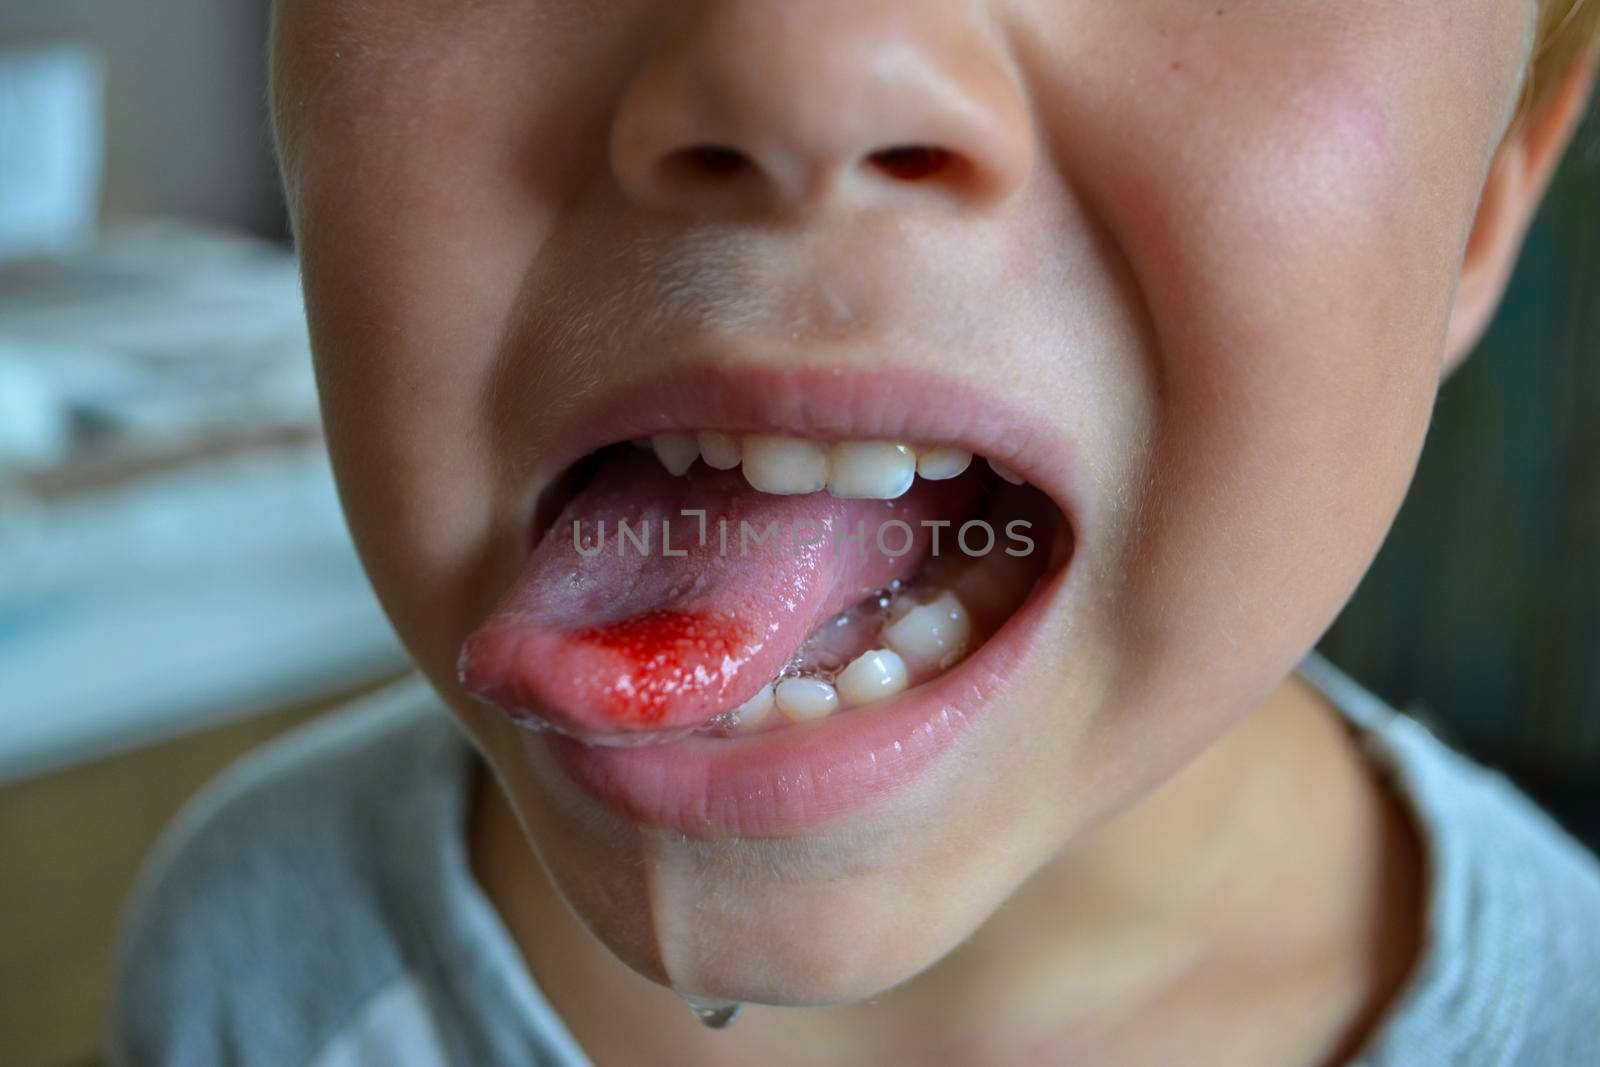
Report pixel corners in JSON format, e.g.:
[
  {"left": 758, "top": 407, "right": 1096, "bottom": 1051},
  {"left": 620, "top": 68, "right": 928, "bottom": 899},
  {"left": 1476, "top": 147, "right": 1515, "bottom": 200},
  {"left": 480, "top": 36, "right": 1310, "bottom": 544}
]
[{"left": 464, "top": 364, "right": 1084, "bottom": 837}]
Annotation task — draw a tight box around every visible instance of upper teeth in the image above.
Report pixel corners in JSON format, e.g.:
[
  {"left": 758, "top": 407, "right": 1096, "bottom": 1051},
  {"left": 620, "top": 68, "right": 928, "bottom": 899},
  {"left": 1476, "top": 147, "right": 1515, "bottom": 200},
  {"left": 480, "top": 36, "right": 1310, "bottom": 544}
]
[
  {"left": 825, "top": 442, "right": 916, "bottom": 500},
  {"left": 986, "top": 458, "right": 1025, "bottom": 486},
  {"left": 637, "top": 433, "right": 1020, "bottom": 499},
  {"left": 916, "top": 446, "right": 973, "bottom": 481},
  {"left": 697, "top": 431, "right": 743, "bottom": 470},
  {"left": 743, "top": 435, "right": 830, "bottom": 495},
  {"left": 650, "top": 432, "right": 701, "bottom": 477}
]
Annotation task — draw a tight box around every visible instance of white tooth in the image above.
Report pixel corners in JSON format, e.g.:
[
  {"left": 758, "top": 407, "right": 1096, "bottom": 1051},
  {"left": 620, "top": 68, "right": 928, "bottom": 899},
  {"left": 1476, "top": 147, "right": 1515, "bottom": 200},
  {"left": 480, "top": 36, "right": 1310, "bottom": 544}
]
[
  {"left": 731, "top": 684, "right": 776, "bottom": 732},
  {"left": 742, "top": 436, "right": 829, "bottom": 495},
  {"left": 827, "top": 442, "right": 916, "bottom": 500},
  {"left": 882, "top": 590, "right": 973, "bottom": 673},
  {"left": 986, "top": 457, "right": 1025, "bottom": 485},
  {"left": 836, "top": 649, "right": 910, "bottom": 707},
  {"left": 887, "top": 594, "right": 918, "bottom": 623},
  {"left": 651, "top": 432, "right": 700, "bottom": 476},
  {"left": 916, "top": 446, "right": 973, "bottom": 481},
  {"left": 698, "top": 431, "right": 743, "bottom": 470},
  {"left": 774, "top": 677, "right": 840, "bottom": 722}
]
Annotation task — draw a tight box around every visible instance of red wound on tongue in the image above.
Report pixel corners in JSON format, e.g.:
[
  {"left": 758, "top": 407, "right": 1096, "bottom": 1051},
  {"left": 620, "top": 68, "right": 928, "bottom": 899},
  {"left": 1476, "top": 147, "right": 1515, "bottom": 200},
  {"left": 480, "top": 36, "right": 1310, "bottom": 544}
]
[
  {"left": 458, "top": 448, "right": 983, "bottom": 745},
  {"left": 573, "top": 610, "right": 751, "bottom": 726}
]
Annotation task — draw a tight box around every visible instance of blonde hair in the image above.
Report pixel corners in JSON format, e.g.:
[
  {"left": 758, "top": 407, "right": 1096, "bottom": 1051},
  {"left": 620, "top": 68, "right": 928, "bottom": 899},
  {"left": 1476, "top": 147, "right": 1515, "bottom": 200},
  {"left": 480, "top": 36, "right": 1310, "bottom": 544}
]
[{"left": 1523, "top": 0, "right": 1600, "bottom": 123}]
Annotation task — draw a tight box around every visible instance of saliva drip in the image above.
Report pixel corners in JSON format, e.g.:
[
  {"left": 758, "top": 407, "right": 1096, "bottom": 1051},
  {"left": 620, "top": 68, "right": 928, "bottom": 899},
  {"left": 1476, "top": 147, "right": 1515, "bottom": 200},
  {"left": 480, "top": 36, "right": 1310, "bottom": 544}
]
[{"left": 681, "top": 993, "right": 744, "bottom": 1029}]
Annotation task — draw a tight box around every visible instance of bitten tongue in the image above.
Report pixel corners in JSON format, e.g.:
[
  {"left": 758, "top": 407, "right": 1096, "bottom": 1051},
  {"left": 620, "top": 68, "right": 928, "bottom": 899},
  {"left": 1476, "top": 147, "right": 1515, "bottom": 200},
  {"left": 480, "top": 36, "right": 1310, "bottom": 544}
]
[{"left": 459, "top": 448, "right": 984, "bottom": 744}]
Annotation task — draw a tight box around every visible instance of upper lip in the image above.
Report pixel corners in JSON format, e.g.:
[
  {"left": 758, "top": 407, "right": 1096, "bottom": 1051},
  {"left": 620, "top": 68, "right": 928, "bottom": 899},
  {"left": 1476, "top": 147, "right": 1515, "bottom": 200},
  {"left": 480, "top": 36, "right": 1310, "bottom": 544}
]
[{"left": 519, "top": 358, "right": 1088, "bottom": 543}]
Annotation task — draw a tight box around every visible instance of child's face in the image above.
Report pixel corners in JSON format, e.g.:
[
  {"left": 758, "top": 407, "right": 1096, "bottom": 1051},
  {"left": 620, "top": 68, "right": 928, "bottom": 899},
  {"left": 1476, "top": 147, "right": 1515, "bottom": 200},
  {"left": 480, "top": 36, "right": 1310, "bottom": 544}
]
[{"left": 274, "top": 1, "right": 1538, "bottom": 1004}]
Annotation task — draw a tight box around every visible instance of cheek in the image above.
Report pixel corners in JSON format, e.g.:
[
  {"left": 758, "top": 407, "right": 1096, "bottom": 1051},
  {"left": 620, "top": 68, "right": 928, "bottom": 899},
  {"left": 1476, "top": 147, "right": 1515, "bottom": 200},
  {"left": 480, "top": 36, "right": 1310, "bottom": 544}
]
[
  {"left": 275, "top": 6, "right": 613, "bottom": 668},
  {"left": 1133, "top": 73, "right": 1448, "bottom": 561},
  {"left": 1039, "top": 11, "right": 1522, "bottom": 717},
  {"left": 1129, "top": 110, "right": 1450, "bottom": 705}
]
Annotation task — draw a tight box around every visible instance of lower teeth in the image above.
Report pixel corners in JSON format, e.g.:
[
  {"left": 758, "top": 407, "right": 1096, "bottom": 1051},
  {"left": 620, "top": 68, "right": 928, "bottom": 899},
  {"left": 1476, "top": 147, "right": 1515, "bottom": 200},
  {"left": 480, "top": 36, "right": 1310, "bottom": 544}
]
[
  {"left": 835, "top": 648, "right": 910, "bottom": 707},
  {"left": 708, "top": 581, "right": 973, "bottom": 737},
  {"left": 774, "top": 678, "right": 840, "bottom": 722}
]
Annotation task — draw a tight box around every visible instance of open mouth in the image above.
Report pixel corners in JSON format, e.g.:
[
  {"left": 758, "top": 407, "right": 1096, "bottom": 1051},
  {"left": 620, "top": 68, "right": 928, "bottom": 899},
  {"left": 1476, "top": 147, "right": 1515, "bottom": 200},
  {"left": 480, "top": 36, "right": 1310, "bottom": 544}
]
[{"left": 458, "top": 370, "right": 1081, "bottom": 836}]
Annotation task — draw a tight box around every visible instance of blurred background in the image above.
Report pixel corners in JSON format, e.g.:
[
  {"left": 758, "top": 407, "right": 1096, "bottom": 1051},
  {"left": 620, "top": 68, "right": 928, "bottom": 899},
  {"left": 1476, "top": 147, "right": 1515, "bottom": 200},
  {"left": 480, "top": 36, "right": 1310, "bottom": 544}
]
[
  {"left": 0, "top": 6, "right": 409, "bottom": 1066},
  {"left": 1319, "top": 121, "right": 1600, "bottom": 853},
  {"left": 0, "top": 4, "right": 1594, "bottom": 1066}
]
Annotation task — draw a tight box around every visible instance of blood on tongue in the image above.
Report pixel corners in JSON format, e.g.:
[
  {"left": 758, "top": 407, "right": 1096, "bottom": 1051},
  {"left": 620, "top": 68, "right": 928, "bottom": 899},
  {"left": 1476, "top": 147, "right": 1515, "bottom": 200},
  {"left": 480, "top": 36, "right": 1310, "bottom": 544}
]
[{"left": 574, "top": 610, "right": 752, "bottom": 726}]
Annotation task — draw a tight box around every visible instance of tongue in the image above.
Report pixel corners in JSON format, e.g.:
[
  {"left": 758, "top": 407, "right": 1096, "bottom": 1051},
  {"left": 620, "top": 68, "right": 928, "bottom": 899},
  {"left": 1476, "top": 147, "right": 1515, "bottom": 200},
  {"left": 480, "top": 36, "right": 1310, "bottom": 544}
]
[{"left": 459, "top": 448, "right": 984, "bottom": 744}]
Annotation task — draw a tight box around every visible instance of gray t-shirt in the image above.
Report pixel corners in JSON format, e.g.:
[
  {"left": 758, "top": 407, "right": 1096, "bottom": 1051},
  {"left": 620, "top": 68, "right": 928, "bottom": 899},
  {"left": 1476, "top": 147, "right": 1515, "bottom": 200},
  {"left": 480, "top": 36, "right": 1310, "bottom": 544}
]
[{"left": 107, "top": 653, "right": 1600, "bottom": 1066}]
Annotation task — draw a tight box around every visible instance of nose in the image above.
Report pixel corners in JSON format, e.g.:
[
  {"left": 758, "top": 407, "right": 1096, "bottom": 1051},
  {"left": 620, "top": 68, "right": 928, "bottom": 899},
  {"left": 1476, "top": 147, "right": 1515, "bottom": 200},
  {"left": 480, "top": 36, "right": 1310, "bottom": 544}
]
[{"left": 609, "top": 1, "right": 1034, "bottom": 219}]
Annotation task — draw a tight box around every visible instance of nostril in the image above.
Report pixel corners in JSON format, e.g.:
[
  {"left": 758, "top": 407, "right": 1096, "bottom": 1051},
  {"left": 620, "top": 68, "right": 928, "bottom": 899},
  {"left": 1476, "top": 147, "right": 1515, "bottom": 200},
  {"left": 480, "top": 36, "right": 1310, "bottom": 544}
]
[
  {"left": 640, "top": 135, "right": 1003, "bottom": 212},
  {"left": 867, "top": 145, "right": 954, "bottom": 182},
  {"left": 674, "top": 144, "right": 752, "bottom": 178}
]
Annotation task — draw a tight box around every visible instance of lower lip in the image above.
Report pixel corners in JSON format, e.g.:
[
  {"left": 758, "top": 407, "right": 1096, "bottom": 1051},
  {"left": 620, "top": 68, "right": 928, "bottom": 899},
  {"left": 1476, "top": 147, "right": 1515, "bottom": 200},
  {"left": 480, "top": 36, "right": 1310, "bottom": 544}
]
[{"left": 542, "top": 564, "right": 1067, "bottom": 838}]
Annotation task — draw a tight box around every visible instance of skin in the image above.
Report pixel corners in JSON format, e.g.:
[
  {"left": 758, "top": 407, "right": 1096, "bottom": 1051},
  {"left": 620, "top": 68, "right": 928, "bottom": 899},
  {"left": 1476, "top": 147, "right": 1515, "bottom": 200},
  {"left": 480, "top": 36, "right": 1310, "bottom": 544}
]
[{"left": 270, "top": 2, "right": 1594, "bottom": 1063}]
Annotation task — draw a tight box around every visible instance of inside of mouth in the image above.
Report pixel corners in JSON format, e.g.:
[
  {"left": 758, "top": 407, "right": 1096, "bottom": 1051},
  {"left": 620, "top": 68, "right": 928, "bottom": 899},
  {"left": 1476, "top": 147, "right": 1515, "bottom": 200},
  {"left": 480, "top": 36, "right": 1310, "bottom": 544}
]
[
  {"left": 701, "top": 468, "right": 1064, "bottom": 739},
  {"left": 459, "top": 439, "right": 1071, "bottom": 746}
]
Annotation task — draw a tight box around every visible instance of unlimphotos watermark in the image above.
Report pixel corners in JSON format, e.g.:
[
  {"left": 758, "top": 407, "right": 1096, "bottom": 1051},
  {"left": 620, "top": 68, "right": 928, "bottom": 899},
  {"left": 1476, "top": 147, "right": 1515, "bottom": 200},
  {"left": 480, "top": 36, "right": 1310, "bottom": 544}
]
[{"left": 573, "top": 511, "right": 1035, "bottom": 560}]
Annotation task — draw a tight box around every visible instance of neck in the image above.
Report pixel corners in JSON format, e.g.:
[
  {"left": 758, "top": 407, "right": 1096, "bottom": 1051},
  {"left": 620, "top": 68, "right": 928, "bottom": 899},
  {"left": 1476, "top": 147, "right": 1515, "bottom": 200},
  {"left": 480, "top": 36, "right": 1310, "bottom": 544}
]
[{"left": 472, "top": 671, "right": 1423, "bottom": 1067}]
